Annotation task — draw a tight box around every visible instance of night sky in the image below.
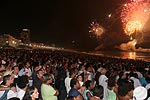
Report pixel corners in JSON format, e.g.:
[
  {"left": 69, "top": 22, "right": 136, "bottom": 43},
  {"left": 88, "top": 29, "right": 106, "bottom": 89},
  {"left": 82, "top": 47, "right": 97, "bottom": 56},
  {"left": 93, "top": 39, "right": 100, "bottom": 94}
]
[{"left": 0, "top": 0, "right": 124, "bottom": 50}]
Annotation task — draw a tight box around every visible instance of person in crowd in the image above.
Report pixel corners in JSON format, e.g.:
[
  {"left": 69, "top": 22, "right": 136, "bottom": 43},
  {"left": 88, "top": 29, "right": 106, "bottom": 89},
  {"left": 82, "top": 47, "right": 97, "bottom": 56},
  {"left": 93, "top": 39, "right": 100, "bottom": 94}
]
[
  {"left": 32, "top": 62, "right": 40, "bottom": 80},
  {"left": 16, "top": 75, "right": 29, "bottom": 100},
  {"left": 130, "top": 72, "right": 141, "bottom": 88},
  {"left": 41, "top": 73, "right": 59, "bottom": 100},
  {"left": 68, "top": 78, "right": 84, "bottom": 100},
  {"left": 76, "top": 75, "right": 84, "bottom": 87},
  {"left": 90, "top": 85, "right": 103, "bottom": 100},
  {"left": 77, "top": 74, "right": 85, "bottom": 95},
  {"left": 23, "top": 86, "right": 39, "bottom": 100},
  {"left": 65, "top": 68, "right": 77, "bottom": 94},
  {"left": 117, "top": 71, "right": 127, "bottom": 86},
  {"left": 55, "top": 66, "right": 67, "bottom": 100},
  {"left": 11, "top": 66, "right": 19, "bottom": 84},
  {"left": 133, "top": 86, "right": 147, "bottom": 100},
  {"left": 98, "top": 68, "right": 108, "bottom": 100},
  {"left": 78, "top": 64, "right": 85, "bottom": 75},
  {"left": 118, "top": 81, "right": 134, "bottom": 100},
  {"left": 95, "top": 68, "right": 102, "bottom": 86},
  {"left": 0, "top": 74, "right": 15, "bottom": 100},
  {"left": 83, "top": 80, "right": 93, "bottom": 100},
  {"left": 18, "top": 61, "right": 32, "bottom": 77},
  {"left": 85, "top": 64, "right": 93, "bottom": 81},
  {"left": 107, "top": 76, "right": 117, "bottom": 100},
  {"left": 33, "top": 68, "right": 44, "bottom": 100}
]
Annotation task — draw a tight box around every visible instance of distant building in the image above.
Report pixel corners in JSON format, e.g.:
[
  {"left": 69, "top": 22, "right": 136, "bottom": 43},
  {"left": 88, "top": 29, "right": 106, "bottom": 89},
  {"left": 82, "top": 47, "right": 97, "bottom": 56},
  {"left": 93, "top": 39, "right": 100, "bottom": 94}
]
[
  {"left": 0, "top": 34, "right": 22, "bottom": 47},
  {"left": 20, "top": 29, "right": 30, "bottom": 44}
]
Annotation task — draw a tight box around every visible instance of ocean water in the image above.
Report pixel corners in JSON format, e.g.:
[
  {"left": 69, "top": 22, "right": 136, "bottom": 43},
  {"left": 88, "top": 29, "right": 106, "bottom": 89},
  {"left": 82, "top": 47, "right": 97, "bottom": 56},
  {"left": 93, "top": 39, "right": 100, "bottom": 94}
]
[{"left": 93, "top": 50, "right": 150, "bottom": 62}]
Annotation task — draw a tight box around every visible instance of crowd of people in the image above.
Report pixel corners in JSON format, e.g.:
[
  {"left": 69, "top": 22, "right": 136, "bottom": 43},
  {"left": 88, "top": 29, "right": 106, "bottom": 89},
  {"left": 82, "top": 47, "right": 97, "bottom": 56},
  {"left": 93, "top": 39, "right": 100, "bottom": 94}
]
[{"left": 0, "top": 49, "right": 150, "bottom": 100}]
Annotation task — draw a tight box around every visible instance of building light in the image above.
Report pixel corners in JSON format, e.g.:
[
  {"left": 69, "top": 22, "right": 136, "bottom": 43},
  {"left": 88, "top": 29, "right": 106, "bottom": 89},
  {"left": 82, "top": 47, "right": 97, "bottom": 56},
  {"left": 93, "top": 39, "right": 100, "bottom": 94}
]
[
  {"left": 12, "top": 41, "right": 15, "bottom": 44},
  {"left": 6, "top": 41, "right": 8, "bottom": 43}
]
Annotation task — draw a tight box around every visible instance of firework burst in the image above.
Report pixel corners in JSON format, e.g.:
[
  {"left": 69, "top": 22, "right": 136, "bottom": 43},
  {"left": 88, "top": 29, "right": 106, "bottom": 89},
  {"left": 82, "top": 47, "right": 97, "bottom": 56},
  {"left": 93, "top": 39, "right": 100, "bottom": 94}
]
[
  {"left": 89, "top": 21, "right": 105, "bottom": 38},
  {"left": 121, "top": 0, "right": 149, "bottom": 36}
]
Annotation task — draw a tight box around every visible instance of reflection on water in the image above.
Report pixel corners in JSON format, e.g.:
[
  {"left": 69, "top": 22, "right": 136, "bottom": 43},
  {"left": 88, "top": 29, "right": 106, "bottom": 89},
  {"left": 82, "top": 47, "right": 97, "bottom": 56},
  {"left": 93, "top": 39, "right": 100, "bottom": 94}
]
[
  {"left": 119, "top": 51, "right": 136, "bottom": 60},
  {"left": 94, "top": 50, "right": 150, "bottom": 62}
]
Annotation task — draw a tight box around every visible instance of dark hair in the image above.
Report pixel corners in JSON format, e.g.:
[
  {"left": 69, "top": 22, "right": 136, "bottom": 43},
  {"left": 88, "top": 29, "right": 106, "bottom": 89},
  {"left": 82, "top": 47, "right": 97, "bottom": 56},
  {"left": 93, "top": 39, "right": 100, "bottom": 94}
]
[
  {"left": 95, "top": 72, "right": 101, "bottom": 85},
  {"left": 11, "top": 66, "right": 19, "bottom": 71},
  {"left": 108, "top": 76, "right": 116, "bottom": 87},
  {"left": 85, "top": 80, "right": 92, "bottom": 89},
  {"left": 69, "top": 68, "right": 75, "bottom": 76},
  {"left": 17, "top": 75, "right": 29, "bottom": 89},
  {"left": 119, "top": 71, "right": 124, "bottom": 78},
  {"left": 8, "top": 97, "right": 20, "bottom": 100},
  {"left": 118, "top": 83, "right": 129, "bottom": 96},
  {"left": 92, "top": 85, "right": 103, "bottom": 97},
  {"left": 76, "top": 74, "right": 83, "bottom": 79},
  {"left": 33, "top": 62, "right": 39, "bottom": 69},
  {"left": 70, "top": 78, "right": 78, "bottom": 88},
  {"left": 1, "top": 75, "right": 11, "bottom": 85},
  {"left": 22, "top": 86, "right": 35, "bottom": 100}
]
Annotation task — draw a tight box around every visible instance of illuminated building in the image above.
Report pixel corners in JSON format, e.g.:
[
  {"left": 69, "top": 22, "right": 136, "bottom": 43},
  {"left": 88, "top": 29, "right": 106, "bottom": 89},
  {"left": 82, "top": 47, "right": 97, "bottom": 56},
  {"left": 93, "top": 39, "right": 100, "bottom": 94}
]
[{"left": 20, "top": 29, "right": 30, "bottom": 44}]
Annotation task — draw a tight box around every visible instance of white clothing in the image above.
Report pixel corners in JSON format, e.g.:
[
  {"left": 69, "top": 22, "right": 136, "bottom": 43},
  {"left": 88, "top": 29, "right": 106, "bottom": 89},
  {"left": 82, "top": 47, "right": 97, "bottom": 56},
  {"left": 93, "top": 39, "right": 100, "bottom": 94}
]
[
  {"left": 0, "top": 91, "right": 5, "bottom": 98},
  {"left": 7, "top": 90, "right": 17, "bottom": 99},
  {"left": 65, "top": 77, "right": 72, "bottom": 94},
  {"left": 130, "top": 77, "right": 141, "bottom": 88},
  {"left": 145, "top": 83, "right": 150, "bottom": 90},
  {"left": 87, "top": 72, "right": 92, "bottom": 81},
  {"left": 99, "top": 75, "right": 108, "bottom": 100},
  {"left": 16, "top": 88, "right": 26, "bottom": 100}
]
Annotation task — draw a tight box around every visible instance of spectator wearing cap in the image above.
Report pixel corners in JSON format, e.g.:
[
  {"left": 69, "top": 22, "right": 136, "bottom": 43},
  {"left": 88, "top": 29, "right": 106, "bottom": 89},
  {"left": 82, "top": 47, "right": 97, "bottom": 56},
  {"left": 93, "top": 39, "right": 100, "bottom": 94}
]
[
  {"left": 133, "top": 86, "right": 147, "bottom": 100},
  {"left": 98, "top": 68, "right": 108, "bottom": 100},
  {"left": 130, "top": 72, "right": 141, "bottom": 88}
]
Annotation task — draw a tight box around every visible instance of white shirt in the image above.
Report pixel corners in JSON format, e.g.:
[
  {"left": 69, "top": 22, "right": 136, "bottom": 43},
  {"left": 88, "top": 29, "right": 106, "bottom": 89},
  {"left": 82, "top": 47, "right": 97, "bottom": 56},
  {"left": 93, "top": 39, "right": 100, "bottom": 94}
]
[
  {"left": 99, "top": 75, "right": 108, "bottom": 100},
  {"left": 145, "top": 83, "right": 150, "bottom": 90},
  {"left": 7, "top": 90, "right": 17, "bottom": 99},
  {"left": 0, "top": 91, "right": 5, "bottom": 98},
  {"left": 87, "top": 71, "right": 92, "bottom": 81},
  {"left": 130, "top": 77, "right": 141, "bottom": 88},
  {"left": 16, "top": 88, "right": 26, "bottom": 100},
  {"left": 65, "top": 76, "right": 72, "bottom": 94}
]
